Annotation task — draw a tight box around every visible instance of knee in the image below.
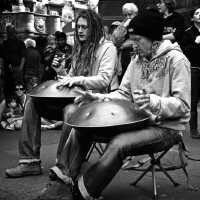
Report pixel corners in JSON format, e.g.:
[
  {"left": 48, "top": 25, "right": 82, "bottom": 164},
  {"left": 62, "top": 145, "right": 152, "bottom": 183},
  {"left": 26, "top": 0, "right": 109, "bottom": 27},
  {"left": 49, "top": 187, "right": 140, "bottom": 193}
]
[
  {"left": 108, "top": 137, "right": 127, "bottom": 159},
  {"left": 63, "top": 104, "right": 78, "bottom": 121}
]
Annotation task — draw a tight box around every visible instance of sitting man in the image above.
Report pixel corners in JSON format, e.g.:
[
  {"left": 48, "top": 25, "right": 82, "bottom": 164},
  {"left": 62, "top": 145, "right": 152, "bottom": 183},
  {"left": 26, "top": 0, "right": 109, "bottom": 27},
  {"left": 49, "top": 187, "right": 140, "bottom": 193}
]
[
  {"left": 5, "top": 9, "right": 118, "bottom": 178},
  {"left": 33, "top": 10, "right": 191, "bottom": 200}
]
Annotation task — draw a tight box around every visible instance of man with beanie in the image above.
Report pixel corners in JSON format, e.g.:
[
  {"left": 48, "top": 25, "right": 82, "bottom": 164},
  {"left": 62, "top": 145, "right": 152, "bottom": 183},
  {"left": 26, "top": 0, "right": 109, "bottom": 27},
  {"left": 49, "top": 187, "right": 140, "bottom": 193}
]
[{"left": 33, "top": 10, "right": 190, "bottom": 200}]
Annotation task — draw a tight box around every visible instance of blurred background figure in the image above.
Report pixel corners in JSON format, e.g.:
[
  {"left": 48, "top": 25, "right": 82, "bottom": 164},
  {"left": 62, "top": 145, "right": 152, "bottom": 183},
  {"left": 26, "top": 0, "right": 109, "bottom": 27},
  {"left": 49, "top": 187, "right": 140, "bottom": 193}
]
[
  {"left": 0, "top": 82, "right": 26, "bottom": 131},
  {"left": 88, "top": 0, "right": 99, "bottom": 13},
  {"left": 62, "top": 6, "right": 75, "bottom": 46},
  {"left": 42, "top": 32, "right": 72, "bottom": 81},
  {"left": 52, "top": 31, "right": 72, "bottom": 76},
  {"left": 122, "top": 2, "right": 138, "bottom": 19},
  {"left": 157, "top": 0, "right": 185, "bottom": 44},
  {"left": 41, "top": 34, "right": 57, "bottom": 82},
  {"left": 180, "top": 8, "right": 200, "bottom": 139},
  {"left": 111, "top": 2, "right": 139, "bottom": 83},
  {"left": 2, "top": 24, "right": 26, "bottom": 103},
  {"left": 23, "top": 38, "right": 42, "bottom": 92}
]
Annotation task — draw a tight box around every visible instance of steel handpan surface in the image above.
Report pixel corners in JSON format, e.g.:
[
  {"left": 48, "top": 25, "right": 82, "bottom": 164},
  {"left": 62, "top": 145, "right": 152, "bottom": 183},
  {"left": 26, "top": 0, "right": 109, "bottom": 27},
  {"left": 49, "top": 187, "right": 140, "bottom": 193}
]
[
  {"left": 29, "top": 80, "right": 82, "bottom": 99},
  {"left": 66, "top": 100, "right": 150, "bottom": 134},
  {"left": 28, "top": 80, "right": 84, "bottom": 109}
]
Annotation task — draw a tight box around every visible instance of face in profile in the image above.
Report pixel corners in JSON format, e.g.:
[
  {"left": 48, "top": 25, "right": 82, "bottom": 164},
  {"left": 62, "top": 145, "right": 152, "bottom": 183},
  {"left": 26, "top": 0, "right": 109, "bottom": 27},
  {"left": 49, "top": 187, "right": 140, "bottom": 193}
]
[
  {"left": 193, "top": 8, "right": 200, "bottom": 23},
  {"left": 129, "top": 33, "right": 152, "bottom": 57},
  {"left": 76, "top": 17, "right": 89, "bottom": 42}
]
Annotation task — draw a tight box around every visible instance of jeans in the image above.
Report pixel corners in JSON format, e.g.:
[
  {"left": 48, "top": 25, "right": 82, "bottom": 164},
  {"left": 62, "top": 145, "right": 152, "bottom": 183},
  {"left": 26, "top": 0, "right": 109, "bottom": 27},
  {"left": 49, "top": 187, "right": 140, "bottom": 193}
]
[
  {"left": 56, "top": 126, "right": 180, "bottom": 198},
  {"left": 18, "top": 97, "right": 76, "bottom": 162}
]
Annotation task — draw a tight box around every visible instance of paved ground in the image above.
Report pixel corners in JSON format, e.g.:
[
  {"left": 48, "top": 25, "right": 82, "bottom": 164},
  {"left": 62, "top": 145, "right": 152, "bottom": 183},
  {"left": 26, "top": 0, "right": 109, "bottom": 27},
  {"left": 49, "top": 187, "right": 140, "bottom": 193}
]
[{"left": 1, "top": 125, "right": 200, "bottom": 200}]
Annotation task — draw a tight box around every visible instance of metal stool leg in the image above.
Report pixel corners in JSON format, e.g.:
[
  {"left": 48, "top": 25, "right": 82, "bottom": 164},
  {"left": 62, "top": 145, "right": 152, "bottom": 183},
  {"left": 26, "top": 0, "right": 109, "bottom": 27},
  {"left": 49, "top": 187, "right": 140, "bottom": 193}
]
[
  {"left": 86, "top": 142, "right": 105, "bottom": 161},
  {"left": 130, "top": 164, "right": 153, "bottom": 186},
  {"left": 86, "top": 143, "right": 96, "bottom": 161},
  {"left": 152, "top": 164, "right": 158, "bottom": 200},
  {"left": 94, "top": 143, "right": 104, "bottom": 156},
  {"left": 156, "top": 162, "right": 179, "bottom": 187}
]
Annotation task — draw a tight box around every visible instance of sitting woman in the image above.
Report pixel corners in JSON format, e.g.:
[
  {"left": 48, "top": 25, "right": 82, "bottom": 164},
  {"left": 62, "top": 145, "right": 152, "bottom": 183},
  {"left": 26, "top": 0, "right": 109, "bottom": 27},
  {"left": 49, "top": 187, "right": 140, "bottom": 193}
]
[
  {"left": 1, "top": 82, "right": 26, "bottom": 130},
  {"left": 1, "top": 82, "right": 63, "bottom": 131}
]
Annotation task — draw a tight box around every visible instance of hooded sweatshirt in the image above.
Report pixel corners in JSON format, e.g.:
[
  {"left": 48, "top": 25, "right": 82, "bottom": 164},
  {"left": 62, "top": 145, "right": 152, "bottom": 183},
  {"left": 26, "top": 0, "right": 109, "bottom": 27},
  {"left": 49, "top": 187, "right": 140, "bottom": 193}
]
[
  {"left": 100, "top": 40, "right": 191, "bottom": 131},
  {"left": 69, "top": 39, "right": 118, "bottom": 93}
]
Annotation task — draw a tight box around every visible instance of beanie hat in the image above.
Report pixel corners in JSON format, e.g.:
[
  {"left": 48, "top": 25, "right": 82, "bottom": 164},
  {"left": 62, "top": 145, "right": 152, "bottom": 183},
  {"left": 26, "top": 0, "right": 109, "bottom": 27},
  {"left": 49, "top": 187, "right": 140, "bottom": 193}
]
[{"left": 127, "top": 10, "right": 164, "bottom": 41}]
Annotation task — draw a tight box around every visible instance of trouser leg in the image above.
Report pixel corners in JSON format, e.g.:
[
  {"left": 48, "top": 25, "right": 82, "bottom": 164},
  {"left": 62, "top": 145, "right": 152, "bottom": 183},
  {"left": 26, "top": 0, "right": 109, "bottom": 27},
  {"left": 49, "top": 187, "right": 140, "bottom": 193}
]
[
  {"left": 18, "top": 98, "right": 41, "bottom": 161},
  {"left": 80, "top": 127, "right": 178, "bottom": 198},
  {"left": 56, "top": 104, "right": 78, "bottom": 163},
  {"left": 18, "top": 97, "right": 63, "bottom": 162},
  {"left": 56, "top": 124, "right": 72, "bottom": 163},
  {"left": 54, "top": 128, "right": 92, "bottom": 180}
]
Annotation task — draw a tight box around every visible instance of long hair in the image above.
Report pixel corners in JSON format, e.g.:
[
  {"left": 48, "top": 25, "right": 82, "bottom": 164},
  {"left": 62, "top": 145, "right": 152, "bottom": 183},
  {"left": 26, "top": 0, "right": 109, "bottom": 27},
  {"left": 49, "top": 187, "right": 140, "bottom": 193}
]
[{"left": 72, "top": 9, "right": 105, "bottom": 76}]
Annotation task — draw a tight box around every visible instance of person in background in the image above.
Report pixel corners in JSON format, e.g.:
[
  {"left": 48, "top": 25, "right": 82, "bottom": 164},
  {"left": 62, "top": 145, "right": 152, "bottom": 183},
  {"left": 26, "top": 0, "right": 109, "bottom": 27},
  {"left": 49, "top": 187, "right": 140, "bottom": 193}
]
[
  {"left": 33, "top": 10, "right": 190, "bottom": 200},
  {"left": 107, "top": 21, "right": 121, "bottom": 41},
  {"left": 2, "top": 24, "right": 26, "bottom": 102},
  {"left": 157, "top": 0, "right": 185, "bottom": 44},
  {"left": 42, "top": 34, "right": 57, "bottom": 82},
  {"left": 0, "top": 81, "right": 63, "bottom": 131},
  {"left": 23, "top": 38, "right": 42, "bottom": 92},
  {"left": 1, "top": 82, "right": 26, "bottom": 131},
  {"left": 112, "top": 2, "right": 139, "bottom": 83},
  {"left": 5, "top": 9, "right": 118, "bottom": 182},
  {"left": 122, "top": 2, "right": 138, "bottom": 20},
  {"left": 42, "top": 32, "right": 72, "bottom": 81},
  {"left": 180, "top": 8, "right": 200, "bottom": 139},
  {"left": 35, "top": 36, "right": 48, "bottom": 81},
  {"left": 112, "top": 2, "right": 138, "bottom": 48}
]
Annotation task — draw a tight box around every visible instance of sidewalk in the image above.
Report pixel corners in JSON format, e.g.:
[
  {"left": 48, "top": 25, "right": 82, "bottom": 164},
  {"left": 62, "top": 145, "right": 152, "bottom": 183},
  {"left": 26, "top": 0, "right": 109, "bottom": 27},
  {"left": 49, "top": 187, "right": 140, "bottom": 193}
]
[{"left": 0, "top": 126, "right": 200, "bottom": 200}]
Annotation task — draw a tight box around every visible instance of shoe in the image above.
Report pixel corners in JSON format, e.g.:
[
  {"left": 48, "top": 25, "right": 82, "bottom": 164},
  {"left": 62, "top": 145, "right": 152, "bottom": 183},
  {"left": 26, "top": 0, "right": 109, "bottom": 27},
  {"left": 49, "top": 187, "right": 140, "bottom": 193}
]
[
  {"left": 5, "top": 162, "right": 42, "bottom": 178},
  {"left": 190, "top": 129, "right": 200, "bottom": 139},
  {"left": 72, "top": 182, "right": 104, "bottom": 200},
  {"left": 32, "top": 179, "right": 73, "bottom": 200}
]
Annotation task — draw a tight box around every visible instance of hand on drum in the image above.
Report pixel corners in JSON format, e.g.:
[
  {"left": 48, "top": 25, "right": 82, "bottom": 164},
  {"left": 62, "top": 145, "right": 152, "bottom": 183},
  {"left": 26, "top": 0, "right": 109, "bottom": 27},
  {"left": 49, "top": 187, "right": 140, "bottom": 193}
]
[
  {"left": 57, "top": 76, "right": 85, "bottom": 89},
  {"left": 74, "top": 90, "right": 99, "bottom": 106},
  {"left": 133, "top": 89, "right": 151, "bottom": 111}
]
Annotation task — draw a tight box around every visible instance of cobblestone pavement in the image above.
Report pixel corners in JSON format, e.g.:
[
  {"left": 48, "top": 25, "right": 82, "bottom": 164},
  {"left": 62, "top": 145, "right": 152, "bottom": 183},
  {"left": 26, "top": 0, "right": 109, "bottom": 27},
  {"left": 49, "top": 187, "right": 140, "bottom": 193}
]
[{"left": 0, "top": 126, "right": 200, "bottom": 200}]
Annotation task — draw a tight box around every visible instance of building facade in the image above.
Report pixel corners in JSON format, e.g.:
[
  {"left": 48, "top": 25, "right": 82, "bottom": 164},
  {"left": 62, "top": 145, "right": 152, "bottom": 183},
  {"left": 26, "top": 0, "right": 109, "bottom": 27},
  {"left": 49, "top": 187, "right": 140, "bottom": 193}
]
[{"left": 0, "top": 0, "right": 199, "bottom": 41}]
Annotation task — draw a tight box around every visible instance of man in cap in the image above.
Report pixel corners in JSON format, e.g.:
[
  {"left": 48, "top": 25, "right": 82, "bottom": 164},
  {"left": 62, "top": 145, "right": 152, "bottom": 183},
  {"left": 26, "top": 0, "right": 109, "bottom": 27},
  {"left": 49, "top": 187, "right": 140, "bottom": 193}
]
[{"left": 32, "top": 9, "right": 191, "bottom": 200}]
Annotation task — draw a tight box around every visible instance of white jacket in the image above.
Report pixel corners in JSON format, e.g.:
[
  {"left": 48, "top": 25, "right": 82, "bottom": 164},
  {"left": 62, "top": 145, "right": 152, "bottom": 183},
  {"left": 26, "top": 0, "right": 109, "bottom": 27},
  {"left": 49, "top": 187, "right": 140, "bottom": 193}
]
[{"left": 103, "top": 40, "right": 191, "bottom": 131}]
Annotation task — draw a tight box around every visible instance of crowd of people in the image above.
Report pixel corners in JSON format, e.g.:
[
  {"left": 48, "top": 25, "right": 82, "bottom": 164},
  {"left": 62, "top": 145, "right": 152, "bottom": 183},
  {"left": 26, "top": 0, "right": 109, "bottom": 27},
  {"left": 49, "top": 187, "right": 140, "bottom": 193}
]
[{"left": 0, "top": 0, "right": 199, "bottom": 199}]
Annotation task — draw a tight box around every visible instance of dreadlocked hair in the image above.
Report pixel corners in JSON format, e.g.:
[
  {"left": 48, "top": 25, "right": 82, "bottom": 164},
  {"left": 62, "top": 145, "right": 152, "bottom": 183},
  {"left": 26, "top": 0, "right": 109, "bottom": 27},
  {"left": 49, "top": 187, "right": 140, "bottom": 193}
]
[{"left": 72, "top": 9, "right": 105, "bottom": 76}]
